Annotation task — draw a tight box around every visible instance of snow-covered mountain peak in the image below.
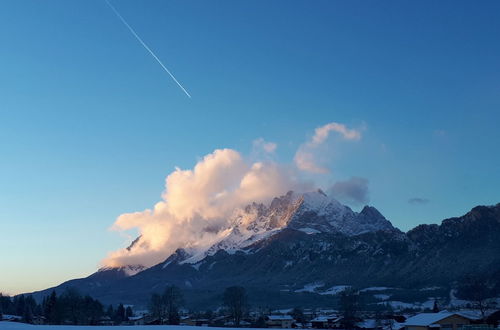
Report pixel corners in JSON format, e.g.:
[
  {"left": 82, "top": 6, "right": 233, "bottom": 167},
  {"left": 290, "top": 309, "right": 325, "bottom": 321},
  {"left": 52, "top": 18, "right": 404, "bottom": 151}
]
[
  {"left": 298, "top": 190, "right": 348, "bottom": 216},
  {"left": 96, "top": 264, "right": 146, "bottom": 277},
  {"left": 174, "top": 190, "right": 395, "bottom": 265}
]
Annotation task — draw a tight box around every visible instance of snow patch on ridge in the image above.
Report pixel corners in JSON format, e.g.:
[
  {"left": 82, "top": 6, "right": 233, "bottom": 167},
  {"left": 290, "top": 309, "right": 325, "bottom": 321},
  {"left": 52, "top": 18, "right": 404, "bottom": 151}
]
[
  {"left": 154, "top": 190, "right": 395, "bottom": 268},
  {"left": 295, "top": 282, "right": 325, "bottom": 293},
  {"left": 320, "top": 285, "right": 351, "bottom": 295}
]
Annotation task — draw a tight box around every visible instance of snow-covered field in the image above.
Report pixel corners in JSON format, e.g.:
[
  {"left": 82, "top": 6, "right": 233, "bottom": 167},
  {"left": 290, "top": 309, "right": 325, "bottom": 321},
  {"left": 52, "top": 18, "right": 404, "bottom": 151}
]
[{"left": 0, "top": 323, "right": 245, "bottom": 330}]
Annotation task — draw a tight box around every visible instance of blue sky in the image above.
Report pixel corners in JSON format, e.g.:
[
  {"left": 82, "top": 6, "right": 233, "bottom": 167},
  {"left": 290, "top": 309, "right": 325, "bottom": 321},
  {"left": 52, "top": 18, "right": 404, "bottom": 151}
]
[{"left": 1, "top": 0, "right": 499, "bottom": 295}]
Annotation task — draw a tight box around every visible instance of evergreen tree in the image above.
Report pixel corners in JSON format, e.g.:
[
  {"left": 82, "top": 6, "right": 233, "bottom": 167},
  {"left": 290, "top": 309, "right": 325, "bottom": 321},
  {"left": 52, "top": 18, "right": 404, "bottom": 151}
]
[
  {"left": 14, "top": 295, "right": 26, "bottom": 317},
  {"left": 43, "top": 291, "right": 58, "bottom": 324},
  {"left": 82, "top": 295, "right": 103, "bottom": 325},
  {"left": 1, "top": 294, "right": 14, "bottom": 316},
  {"left": 432, "top": 299, "right": 439, "bottom": 313},
  {"left": 125, "top": 306, "right": 133, "bottom": 319},
  {"left": 61, "top": 288, "right": 84, "bottom": 324},
  {"left": 163, "top": 286, "right": 183, "bottom": 325},
  {"left": 22, "top": 302, "right": 33, "bottom": 324},
  {"left": 115, "top": 303, "right": 126, "bottom": 324},
  {"left": 106, "top": 304, "right": 114, "bottom": 318},
  {"left": 149, "top": 293, "right": 164, "bottom": 322}
]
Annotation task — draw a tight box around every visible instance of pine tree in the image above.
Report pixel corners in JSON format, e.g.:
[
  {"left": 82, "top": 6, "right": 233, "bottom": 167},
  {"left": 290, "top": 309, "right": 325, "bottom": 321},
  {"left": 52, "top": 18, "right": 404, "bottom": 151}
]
[
  {"left": 432, "top": 299, "right": 439, "bottom": 313},
  {"left": 14, "top": 295, "right": 26, "bottom": 317},
  {"left": 115, "top": 303, "right": 126, "bottom": 324},
  {"left": 149, "top": 293, "right": 164, "bottom": 322},
  {"left": 106, "top": 304, "right": 114, "bottom": 318},
  {"left": 43, "top": 291, "right": 58, "bottom": 324},
  {"left": 125, "top": 306, "right": 133, "bottom": 319},
  {"left": 22, "top": 303, "right": 33, "bottom": 324}
]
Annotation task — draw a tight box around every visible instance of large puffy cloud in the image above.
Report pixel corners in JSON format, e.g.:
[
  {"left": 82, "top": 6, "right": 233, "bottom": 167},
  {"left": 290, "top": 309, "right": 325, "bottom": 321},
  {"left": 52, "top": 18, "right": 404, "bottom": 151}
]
[
  {"left": 103, "top": 149, "right": 306, "bottom": 268},
  {"left": 329, "top": 177, "right": 370, "bottom": 206},
  {"left": 104, "top": 122, "right": 368, "bottom": 268},
  {"left": 294, "top": 122, "right": 362, "bottom": 173}
]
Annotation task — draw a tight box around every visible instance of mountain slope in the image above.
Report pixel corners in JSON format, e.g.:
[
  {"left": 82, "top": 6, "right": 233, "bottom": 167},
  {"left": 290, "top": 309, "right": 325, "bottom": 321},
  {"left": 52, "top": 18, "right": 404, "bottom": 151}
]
[
  {"left": 180, "top": 190, "right": 396, "bottom": 264},
  {"left": 29, "top": 197, "right": 500, "bottom": 310}
]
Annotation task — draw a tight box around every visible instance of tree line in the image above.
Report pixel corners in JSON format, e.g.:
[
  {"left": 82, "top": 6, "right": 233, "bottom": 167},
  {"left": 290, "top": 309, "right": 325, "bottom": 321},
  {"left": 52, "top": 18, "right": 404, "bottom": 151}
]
[
  {"left": 0, "top": 289, "right": 133, "bottom": 325},
  {"left": 148, "top": 285, "right": 249, "bottom": 326}
]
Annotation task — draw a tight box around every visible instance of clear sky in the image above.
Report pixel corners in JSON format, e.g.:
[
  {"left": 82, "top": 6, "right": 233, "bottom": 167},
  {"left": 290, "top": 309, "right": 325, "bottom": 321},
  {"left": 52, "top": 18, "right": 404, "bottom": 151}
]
[{"left": 1, "top": 0, "right": 499, "bottom": 295}]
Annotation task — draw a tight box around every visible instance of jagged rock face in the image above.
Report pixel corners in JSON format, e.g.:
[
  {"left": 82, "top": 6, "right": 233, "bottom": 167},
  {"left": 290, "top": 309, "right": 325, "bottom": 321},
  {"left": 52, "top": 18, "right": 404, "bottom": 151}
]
[
  {"left": 181, "top": 190, "right": 395, "bottom": 263},
  {"left": 287, "top": 192, "right": 395, "bottom": 235},
  {"left": 29, "top": 200, "right": 500, "bottom": 310}
]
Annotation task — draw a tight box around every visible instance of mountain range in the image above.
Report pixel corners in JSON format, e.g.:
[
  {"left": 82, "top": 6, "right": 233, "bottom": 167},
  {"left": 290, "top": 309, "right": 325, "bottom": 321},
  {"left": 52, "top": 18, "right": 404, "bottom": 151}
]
[{"left": 30, "top": 190, "right": 500, "bottom": 309}]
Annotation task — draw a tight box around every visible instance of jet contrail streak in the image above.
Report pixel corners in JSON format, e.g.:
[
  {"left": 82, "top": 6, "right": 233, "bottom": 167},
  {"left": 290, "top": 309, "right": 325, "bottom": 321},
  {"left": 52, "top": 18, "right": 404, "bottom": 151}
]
[{"left": 104, "top": 0, "right": 191, "bottom": 98}]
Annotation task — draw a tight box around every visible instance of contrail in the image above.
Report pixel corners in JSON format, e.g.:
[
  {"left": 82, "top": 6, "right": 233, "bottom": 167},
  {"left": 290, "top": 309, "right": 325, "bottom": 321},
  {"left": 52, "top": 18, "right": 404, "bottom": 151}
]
[{"left": 104, "top": 0, "right": 191, "bottom": 98}]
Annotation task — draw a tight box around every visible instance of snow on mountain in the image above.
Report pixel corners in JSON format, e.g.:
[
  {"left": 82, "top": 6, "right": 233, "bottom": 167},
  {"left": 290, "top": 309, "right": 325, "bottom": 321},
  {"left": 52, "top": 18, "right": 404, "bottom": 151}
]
[
  {"left": 96, "top": 265, "right": 147, "bottom": 277},
  {"left": 319, "top": 285, "right": 351, "bottom": 295},
  {"left": 286, "top": 190, "right": 394, "bottom": 235},
  {"left": 178, "top": 190, "right": 395, "bottom": 264},
  {"left": 294, "top": 282, "right": 325, "bottom": 293},
  {"left": 105, "top": 189, "right": 396, "bottom": 270},
  {"left": 181, "top": 191, "right": 302, "bottom": 264}
]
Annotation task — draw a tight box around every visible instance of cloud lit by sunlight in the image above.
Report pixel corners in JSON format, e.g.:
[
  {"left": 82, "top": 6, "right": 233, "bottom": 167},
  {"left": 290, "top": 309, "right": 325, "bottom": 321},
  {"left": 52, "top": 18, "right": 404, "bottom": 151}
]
[
  {"left": 104, "top": 149, "right": 307, "bottom": 268},
  {"left": 294, "top": 122, "right": 362, "bottom": 173},
  {"left": 104, "top": 122, "right": 364, "bottom": 268}
]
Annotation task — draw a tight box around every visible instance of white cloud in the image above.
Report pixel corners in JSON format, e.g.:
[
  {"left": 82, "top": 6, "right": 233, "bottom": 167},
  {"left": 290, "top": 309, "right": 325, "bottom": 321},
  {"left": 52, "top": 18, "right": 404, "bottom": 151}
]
[
  {"left": 104, "top": 122, "right": 365, "bottom": 268},
  {"left": 253, "top": 138, "right": 277, "bottom": 154},
  {"left": 313, "top": 122, "right": 361, "bottom": 144},
  {"left": 294, "top": 122, "right": 362, "bottom": 173},
  {"left": 104, "top": 149, "right": 305, "bottom": 268}
]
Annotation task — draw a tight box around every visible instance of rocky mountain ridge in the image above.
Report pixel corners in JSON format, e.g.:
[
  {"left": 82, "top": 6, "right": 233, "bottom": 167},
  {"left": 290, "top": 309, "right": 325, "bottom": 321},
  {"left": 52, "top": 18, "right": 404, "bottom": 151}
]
[
  {"left": 164, "top": 190, "right": 396, "bottom": 264},
  {"left": 28, "top": 196, "right": 500, "bottom": 309}
]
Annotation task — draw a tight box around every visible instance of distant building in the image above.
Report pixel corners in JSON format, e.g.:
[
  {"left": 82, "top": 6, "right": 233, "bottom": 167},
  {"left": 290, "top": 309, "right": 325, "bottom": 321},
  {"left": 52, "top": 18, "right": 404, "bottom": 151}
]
[
  {"left": 311, "top": 315, "right": 343, "bottom": 329},
  {"left": 356, "top": 319, "right": 380, "bottom": 330},
  {"left": 32, "top": 316, "right": 46, "bottom": 325},
  {"left": 404, "top": 311, "right": 475, "bottom": 330},
  {"left": 98, "top": 316, "right": 114, "bottom": 326},
  {"left": 267, "top": 315, "right": 296, "bottom": 328},
  {"left": 126, "top": 315, "right": 146, "bottom": 325},
  {"left": 184, "top": 318, "right": 210, "bottom": 326},
  {"left": 1, "top": 315, "right": 22, "bottom": 322}
]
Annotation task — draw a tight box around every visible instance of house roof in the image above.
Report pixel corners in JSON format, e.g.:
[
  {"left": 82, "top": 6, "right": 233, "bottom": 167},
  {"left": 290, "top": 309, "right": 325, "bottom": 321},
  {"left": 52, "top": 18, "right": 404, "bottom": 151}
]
[
  {"left": 268, "top": 315, "right": 294, "bottom": 321},
  {"left": 311, "top": 316, "right": 330, "bottom": 322},
  {"left": 357, "top": 319, "right": 379, "bottom": 329},
  {"left": 404, "top": 312, "right": 470, "bottom": 326},
  {"left": 311, "top": 315, "right": 341, "bottom": 323},
  {"left": 2, "top": 315, "right": 22, "bottom": 321},
  {"left": 127, "top": 316, "right": 144, "bottom": 321},
  {"left": 455, "top": 311, "right": 483, "bottom": 320}
]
